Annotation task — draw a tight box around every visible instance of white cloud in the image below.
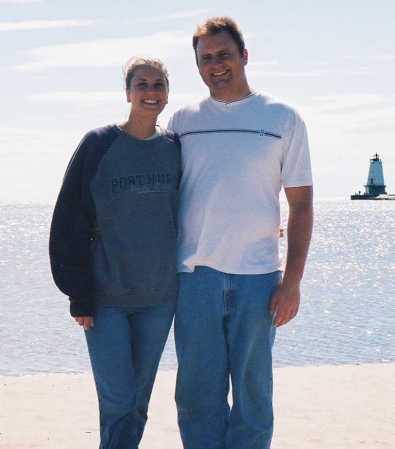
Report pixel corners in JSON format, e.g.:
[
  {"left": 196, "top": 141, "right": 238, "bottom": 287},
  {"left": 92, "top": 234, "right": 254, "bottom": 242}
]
[
  {"left": 249, "top": 69, "right": 325, "bottom": 78},
  {"left": 0, "top": 19, "right": 96, "bottom": 31},
  {"left": 0, "top": 0, "right": 41, "bottom": 3},
  {"left": 311, "top": 94, "right": 385, "bottom": 113},
  {"left": 248, "top": 60, "right": 278, "bottom": 68},
  {"left": 296, "top": 94, "right": 395, "bottom": 136},
  {"left": 248, "top": 60, "right": 375, "bottom": 79},
  {"left": 29, "top": 91, "right": 122, "bottom": 103},
  {"left": 345, "top": 54, "right": 395, "bottom": 64},
  {"left": 311, "top": 93, "right": 395, "bottom": 119},
  {"left": 374, "top": 54, "right": 395, "bottom": 62},
  {"left": 137, "top": 9, "right": 210, "bottom": 23},
  {"left": 344, "top": 106, "right": 395, "bottom": 133},
  {"left": 15, "top": 31, "right": 190, "bottom": 71},
  {"left": 0, "top": 127, "right": 71, "bottom": 153}
]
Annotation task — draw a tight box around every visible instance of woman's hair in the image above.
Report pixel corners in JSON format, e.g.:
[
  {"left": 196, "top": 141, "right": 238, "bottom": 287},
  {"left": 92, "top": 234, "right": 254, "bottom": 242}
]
[
  {"left": 123, "top": 57, "right": 169, "bottom": 90},
  {"left": 192, "top": 17, "right": 245, "bottom": 58}
]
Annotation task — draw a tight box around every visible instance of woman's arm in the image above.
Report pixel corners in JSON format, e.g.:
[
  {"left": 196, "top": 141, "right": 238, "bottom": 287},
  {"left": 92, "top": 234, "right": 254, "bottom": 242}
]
[{"left": 49, "top": 133, "right": 97, "bottom": 317}]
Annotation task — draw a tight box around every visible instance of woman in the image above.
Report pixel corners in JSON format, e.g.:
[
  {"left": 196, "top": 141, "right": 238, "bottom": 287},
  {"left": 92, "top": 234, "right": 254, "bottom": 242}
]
[{"left": 49, "top": 58, "right": 181, "bottom": 448}]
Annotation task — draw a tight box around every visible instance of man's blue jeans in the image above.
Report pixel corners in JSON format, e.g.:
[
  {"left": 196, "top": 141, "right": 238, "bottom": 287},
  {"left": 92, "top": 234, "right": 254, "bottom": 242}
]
[
  {"left": 175, "top": 267, "right": 280, "bottom": 449},
  {"left": 84, "top": 303, "right": 175, "bottom": 449}
]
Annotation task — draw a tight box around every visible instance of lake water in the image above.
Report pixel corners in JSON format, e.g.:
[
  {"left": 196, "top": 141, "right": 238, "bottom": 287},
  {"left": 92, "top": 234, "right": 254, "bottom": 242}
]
[{"left": 0, "top": 200, "right": 394, "bottom": 376}]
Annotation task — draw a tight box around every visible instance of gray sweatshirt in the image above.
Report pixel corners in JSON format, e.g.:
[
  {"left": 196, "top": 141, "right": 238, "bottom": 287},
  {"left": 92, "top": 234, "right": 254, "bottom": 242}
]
[{"left": 49, "top": 125, "right": 181, "bottom": 316}]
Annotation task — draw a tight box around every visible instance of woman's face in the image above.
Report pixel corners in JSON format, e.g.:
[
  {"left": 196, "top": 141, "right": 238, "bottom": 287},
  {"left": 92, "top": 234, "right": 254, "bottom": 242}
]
[{"left": 126, "top": 65, "right": 168, "bottom": 116}]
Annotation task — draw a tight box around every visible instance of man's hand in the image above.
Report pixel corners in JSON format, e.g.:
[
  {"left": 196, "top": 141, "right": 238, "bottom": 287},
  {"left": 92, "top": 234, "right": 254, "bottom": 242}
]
[
  {"left": 270, "top": 281, "right": 300, "bottom": 327},
  {"left": 74, "top": 316, "right": 94, "bottom": 330}
]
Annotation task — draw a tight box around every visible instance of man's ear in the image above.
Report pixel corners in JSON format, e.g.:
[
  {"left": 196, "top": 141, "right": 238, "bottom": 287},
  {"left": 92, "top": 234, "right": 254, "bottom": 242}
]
[
  {"left": 125, "top": 89, "right": 131, "bottom": 103},
  {"left": 242, "top": 48, "right": 248, "bottom": 66}
]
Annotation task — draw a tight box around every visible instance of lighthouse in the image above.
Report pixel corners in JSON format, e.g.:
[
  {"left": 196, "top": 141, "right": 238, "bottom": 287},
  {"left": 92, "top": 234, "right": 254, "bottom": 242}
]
[
  {"left": 351, "top": 153, "right": 394, "bottom": 200},
  {"left": 364, "top": 153, "right": 386, "bottom": 196}
]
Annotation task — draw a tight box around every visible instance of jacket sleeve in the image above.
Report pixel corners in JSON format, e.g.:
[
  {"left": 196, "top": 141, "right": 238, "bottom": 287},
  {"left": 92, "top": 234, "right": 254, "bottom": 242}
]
[{"left": 49, "top": 132, "right": 97, "bottom": 317}]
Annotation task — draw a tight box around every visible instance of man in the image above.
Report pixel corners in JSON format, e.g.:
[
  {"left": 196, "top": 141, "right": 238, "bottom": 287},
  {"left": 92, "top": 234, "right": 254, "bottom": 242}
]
[{"left": 168, "top": 17, "right": 313, "bottom": 449}]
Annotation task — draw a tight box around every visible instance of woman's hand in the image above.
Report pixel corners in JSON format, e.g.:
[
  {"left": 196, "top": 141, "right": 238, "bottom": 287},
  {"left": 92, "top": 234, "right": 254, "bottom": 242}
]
[{"left": 74, "top": 316, "right": 94, "bottom": 330}]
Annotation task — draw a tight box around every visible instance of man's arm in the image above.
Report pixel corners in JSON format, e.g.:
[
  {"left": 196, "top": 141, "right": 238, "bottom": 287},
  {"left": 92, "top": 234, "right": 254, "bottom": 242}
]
[{"left": 270, "top": 185, "right": 313, "bottom": 327}]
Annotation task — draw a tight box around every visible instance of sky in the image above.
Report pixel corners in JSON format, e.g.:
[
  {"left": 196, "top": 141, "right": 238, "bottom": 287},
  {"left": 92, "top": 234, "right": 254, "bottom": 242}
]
[{"left": 1, "top": 0, "right": 394, "bottom": 203}]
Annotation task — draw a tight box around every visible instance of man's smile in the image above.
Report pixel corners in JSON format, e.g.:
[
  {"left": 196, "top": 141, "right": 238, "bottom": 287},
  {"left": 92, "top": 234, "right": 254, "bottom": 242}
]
[{"left": 212, "top": 70, "right": 229, "bottom": 77}]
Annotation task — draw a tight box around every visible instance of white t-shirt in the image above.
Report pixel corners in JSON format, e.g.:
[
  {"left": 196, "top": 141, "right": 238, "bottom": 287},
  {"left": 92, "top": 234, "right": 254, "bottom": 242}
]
[{"left": 168, "top": 93, "right": 313, "bottom": 274}]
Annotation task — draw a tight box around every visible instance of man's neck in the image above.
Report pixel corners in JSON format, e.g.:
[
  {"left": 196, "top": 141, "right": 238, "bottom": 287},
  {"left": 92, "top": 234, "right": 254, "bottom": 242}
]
[{"left": 210, "top": 84, "right": 252, "bottom": 103}]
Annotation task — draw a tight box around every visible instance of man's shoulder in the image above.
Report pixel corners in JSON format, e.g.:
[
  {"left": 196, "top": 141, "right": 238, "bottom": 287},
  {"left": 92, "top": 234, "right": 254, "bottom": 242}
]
[
  {"left": 168, "top": 97, "right": 211, "bottom": 134},
  {"left": 252, "top": 93, "right": 307, "bottom": 135},
  {"left": 254, "top": 93, "right": 302, "bottom": 119},
  {"left": 171, "top": 97, "right": 210, "bottom": 119}
]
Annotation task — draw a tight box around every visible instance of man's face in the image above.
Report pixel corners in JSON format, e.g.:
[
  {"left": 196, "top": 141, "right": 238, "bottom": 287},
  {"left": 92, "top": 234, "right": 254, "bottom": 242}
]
[{"left": 195, "top": 31, "right": 248, "bottom": 98}]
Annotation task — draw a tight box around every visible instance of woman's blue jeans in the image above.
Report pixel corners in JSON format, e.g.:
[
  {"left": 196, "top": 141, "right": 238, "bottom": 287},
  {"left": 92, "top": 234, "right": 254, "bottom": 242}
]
[
  {"left": 85, "top": 303, "right": 175, "bottom": 449},
  {"left": 175, "top": 267, "right": 280, "bottom": 449}
]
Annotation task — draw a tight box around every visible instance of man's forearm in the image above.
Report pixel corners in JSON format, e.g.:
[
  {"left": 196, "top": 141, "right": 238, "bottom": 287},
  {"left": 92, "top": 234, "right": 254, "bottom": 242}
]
[{"left": 283, "top": 200, "right": 313, "bottom": 286}]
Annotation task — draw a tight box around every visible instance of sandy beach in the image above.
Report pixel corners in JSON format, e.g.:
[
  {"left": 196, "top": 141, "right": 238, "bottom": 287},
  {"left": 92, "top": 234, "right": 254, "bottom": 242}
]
[{"left": 1, "top": 363, "right": 393, "bottom": 449}]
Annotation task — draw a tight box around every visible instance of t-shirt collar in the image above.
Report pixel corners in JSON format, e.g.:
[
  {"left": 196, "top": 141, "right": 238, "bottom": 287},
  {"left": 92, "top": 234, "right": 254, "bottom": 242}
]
[{"left": 208, "top": 91, "right": 256, "bottom": 108}]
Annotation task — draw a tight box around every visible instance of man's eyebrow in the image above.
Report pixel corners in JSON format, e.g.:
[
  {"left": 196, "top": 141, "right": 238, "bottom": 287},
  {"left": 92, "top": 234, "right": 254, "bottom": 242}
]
[
  {"left": 135, "top": 77, "right": 164, "bottom": 82},
  {"left": 200, "top": 47, "right": 232, "bottom": 55}
]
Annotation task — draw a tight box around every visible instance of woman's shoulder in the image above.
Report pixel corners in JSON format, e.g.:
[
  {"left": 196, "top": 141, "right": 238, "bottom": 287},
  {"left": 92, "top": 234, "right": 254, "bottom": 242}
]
[
  {"left": 75, "top": 125, "right": 120, "bottom": 161},
  {"left": 82, "top": 124, "right": 119, "bottom": 146},
  {"left": 71, "top": 125, "right": 121, "bottom": 175},
  {"left": 158, "top": 128, "right": 181, "bottom": 146}
]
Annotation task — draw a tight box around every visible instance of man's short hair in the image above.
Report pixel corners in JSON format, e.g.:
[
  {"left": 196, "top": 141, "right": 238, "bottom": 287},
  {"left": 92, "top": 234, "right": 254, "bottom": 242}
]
[{"left": 192, "top": 17, "right": 246, "bottom": 59}]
